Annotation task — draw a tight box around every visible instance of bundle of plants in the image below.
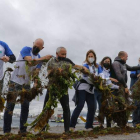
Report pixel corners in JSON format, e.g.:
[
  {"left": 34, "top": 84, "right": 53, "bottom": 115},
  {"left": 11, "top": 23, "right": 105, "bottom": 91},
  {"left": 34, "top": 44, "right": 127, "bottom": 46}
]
[
  {"left": 131, "top": 78, "right": 140, "bottom": 102},
  {"left": 0, "top": 96, "right": 5, "bottom": 111},
  {"left": 0, "top": 67, "right": 13, "bottom": 111},
  {"left": 6, "top": 70, "right": 43, "bottom": 104},
  {"left": 25, "top": 63, "right": 78, "bottom": 132},
  {"left": 88, "top": 74, "right": 136, "bottom": 127}
]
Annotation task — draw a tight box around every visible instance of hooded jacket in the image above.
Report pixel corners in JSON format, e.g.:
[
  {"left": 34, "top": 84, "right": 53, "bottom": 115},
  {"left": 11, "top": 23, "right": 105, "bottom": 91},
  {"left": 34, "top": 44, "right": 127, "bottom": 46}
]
[{"left": 112, "top": 56, "right": 140, "bottom": 88}]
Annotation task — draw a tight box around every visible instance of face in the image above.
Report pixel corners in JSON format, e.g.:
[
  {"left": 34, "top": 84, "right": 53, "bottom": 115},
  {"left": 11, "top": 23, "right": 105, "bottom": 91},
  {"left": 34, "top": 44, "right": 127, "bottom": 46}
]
[
  {"left": 56, "top": 48, "right": 67, "bottom": 58},
  {"left": 87, "top": 53, "right": 95, "bottom": 59},
  {"left": 121, "top": 53, "right": 128, "bottom": 62},
  {"left": 103, "top": 58, "right": 110, "bottom": 64}
]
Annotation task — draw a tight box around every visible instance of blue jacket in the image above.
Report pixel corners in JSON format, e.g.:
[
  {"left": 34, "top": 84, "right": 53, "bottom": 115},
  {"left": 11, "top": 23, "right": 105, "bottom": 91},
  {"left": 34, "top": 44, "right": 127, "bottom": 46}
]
[
  {"left": 130, "top": 69, "right": 140, "bottom": 88},
  {"left": 83, "top": 63, "right": 102, "bottom": 75}
]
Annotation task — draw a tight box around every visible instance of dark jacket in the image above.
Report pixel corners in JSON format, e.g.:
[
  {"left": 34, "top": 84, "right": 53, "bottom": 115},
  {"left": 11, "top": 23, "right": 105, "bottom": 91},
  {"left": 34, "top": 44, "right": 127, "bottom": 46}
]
[{"left": 112, "top": 56, "right": 140, "bottom": 88}]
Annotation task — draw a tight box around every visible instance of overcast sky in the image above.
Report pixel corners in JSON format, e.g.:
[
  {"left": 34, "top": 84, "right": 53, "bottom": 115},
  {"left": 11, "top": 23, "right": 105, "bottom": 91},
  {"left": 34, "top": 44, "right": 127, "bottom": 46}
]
[{"left": 1, "top": 0, "right": 140, "bottom": 115}]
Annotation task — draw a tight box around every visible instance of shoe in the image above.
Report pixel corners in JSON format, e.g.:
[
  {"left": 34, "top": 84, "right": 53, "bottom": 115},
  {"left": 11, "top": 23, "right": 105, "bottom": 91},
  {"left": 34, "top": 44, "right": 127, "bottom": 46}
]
[
  {"left": 70, "top": 127, "right": 75, "bottom": 132},
  {"left": 18, "top": 130, "right": 28, "bottom": 136}
]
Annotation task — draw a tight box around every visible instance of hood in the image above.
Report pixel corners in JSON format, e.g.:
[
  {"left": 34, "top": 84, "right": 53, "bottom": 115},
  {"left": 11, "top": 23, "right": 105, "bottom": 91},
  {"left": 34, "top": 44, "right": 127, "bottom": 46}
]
[{"left": 114, "top": 56, "right": 126, "bottom": 64}]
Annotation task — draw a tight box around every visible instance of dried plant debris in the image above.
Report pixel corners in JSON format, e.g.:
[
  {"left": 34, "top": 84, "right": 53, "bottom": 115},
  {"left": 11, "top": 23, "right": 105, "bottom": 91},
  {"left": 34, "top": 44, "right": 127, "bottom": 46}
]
[{"left": 1, "top": 126, "right": 140, "bottom": 140}]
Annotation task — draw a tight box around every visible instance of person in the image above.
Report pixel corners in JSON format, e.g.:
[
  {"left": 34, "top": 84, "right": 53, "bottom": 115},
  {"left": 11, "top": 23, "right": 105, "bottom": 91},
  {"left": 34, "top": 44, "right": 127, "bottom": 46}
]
[
  {"left": 3, "top": 38, "right": 52, "bottom": 133},
  {"left": 112, "top": 51, "right": 140, "bottom": 95},
  {"left": 95, "top": 56, "right": 119, "bottom": 127},
  {"left": 70, "top": 49, "right": 102, "bottom": 130},
  {"left": 43, "top": 46, "right": 76, "bottom": 133},
  {"left": 130, "top": 57, "right": 140, "bottom": 127},
  {"left": 0, "top": 41, "right": 16, "bottom": 93},
  {"left": 95, "top": 57, "right": 119, "bottom": 109}
]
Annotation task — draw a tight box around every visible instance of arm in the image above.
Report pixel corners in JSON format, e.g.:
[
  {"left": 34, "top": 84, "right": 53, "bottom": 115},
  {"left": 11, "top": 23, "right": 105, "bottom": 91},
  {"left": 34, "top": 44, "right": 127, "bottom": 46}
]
[
  {"left": 1, "top": 54, "right": 16, "bottom": 63},
  {"left": 73, "top": 64, "right": 89, "bottom": 74},
  {"left": 21, "top": 47, "right": 52, "bottom": 66},
  {"left": 126, "top": 64, "right": 140, "bottom": 71},
  {"left": 112, "top": 62, "right": 127, "bottom": 88},
  {"left": 0, "top": 41, "right": 16, "bottom": 63}
]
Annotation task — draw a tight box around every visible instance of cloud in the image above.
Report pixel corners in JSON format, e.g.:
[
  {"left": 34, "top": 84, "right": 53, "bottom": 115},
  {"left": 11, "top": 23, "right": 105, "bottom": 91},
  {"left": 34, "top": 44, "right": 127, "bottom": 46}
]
[{"left": 1, "top": 0, "right": 140, "bottom": 113}]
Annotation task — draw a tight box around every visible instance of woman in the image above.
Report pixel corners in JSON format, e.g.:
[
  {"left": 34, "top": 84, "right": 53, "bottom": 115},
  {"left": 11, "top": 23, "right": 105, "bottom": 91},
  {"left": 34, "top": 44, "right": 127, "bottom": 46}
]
[
  {"left": 70, "top": 50, "right": 102, "bottom": 130},
  {"left": 95, "top": 56, "right": 119, "bottom": 127},
  {"left": 95, "top": 56, "right": 119, "bottom": 109}
]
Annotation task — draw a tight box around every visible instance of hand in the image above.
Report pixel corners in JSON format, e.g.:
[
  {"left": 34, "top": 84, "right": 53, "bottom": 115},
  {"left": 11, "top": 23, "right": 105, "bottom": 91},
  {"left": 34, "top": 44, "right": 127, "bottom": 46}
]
[
  {"left": 44, "top": 55, "right": 53, "bottom": 60},
  {"left": 1, "top": 56, "right": 9, "bottom": 62},
  {"left": 110, "top": 78, "right": 118, "bottom": 83},
  {"left": 137, "top": 73, "right": 140, "bottom": 78},
  {"left": 33, "top": 79, "right": 38, "bottom": 88},
  {"left": 125, "top": 88, "right": 130, "bottom": 95}
]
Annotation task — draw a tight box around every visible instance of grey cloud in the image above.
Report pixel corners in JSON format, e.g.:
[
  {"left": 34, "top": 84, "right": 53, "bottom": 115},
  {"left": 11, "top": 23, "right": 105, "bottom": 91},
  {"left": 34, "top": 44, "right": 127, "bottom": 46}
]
[{"left": 1, "top": 0, "right": 140, "bottom": 113}]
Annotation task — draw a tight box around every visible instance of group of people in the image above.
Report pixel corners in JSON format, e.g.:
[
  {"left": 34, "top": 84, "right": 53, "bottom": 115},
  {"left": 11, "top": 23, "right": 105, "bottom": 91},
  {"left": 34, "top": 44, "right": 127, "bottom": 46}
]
[{"left": 0, "top": 39, "right": 140, "bottom": 134}]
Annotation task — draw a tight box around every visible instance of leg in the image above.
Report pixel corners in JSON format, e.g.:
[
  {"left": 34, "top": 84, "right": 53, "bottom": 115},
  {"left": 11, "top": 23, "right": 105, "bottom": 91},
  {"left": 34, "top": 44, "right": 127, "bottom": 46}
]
[
  {"left": 3, "top": 102, "right": 16, "bottom": 133},
  {"left": 0, "top": 80, "right": 3, "bottom": 94},
  {"left": 3, "top": 81, "right": 17, "bottom": 133},
  {"left": 85, "top": 92, "right": 96, "bottom": 129},
  {"left": 94, "top": 89, "right": 102, "bottom": 110},
  {"left": 20, "top": 99, "right": 30, "bottom": 132},
  {"left": 60, "top": 94, "right": 70, "bottom": 132},
  {"left": 20, "top": 84, "right": 30, "bottom": 133},
  {"left": 132, "top": 101, "right": 140, "bottom": 127},
  {"left": 42, "top": 90, "right": 50, "bottom": 131},
  {"left": 43, "top": 90, "right": 49, "bottom": 109},
  {"left": 106, "top": 117, "right": 111, "bottom": 127},
  {"left": 70, "top": 90, "right": 86, "bottom": 128}
]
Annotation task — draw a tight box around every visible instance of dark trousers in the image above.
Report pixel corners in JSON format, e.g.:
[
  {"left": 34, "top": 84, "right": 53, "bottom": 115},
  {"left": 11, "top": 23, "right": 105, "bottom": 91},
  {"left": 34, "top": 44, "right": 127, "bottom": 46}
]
[
  {"left": 3, "top": 81, "right": 30, "bottom": 133},
  {"left": 43, "top": 91, "right": 70, "bottom": 132},
  {"left": 132, "top": 101, "right": 140, "bottom": 127},
  {"left": 70, "top": 90, "right": 96, "bottom": 129}
]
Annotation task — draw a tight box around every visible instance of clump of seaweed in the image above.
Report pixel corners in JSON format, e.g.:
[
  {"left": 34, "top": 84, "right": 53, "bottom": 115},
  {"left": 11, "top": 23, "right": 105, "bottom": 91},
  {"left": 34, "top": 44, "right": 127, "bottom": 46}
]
[
  {"left": 25, "top": 63, "right": 78, "bottom": 132},
  {"left": 89, "top": 74, "right": 136, "bottom": 127},
  {"left": 131, "top": 78, "right": 140, "bottom": 102},
  {"left": 0, "top": 96, "right": 5, "bottom": 111}
]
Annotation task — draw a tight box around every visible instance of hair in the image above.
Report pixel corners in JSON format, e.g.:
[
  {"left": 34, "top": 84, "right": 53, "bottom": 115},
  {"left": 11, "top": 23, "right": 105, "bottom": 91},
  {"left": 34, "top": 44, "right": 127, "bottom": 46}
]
[
  {"left": 100, "top": 56, "right": 112, "bottom": 67},
  {"left": 118, "top": 51, "right": 126, "bottom": 58},
  {"left": 84, "top": 49, "right": 98, "bottom": 67},
  {"left": 56, "top": 47, "right": 66, "bottom": 53}
]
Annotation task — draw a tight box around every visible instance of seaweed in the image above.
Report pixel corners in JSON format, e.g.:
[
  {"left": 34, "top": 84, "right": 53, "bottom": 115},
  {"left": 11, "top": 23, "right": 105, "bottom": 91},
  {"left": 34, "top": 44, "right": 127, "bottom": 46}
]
[
  {"left": 25, "top": 63, "right": 78, "bottom": 132},
  {"left": 0, "top": 126, "right": 140, "bottom": 140}
]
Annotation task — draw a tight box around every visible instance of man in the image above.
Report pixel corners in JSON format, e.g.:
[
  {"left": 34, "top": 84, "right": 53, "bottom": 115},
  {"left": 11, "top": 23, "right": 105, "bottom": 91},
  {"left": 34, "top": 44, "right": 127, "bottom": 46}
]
[
  {"left": 112, "top": 51, "right": 140, "bottom": 94},
  {"left": 0, "top": 41, "right": 16, "bottom": 93},
  {"left": 130, "top": 57, "right": 140, "bottom": 127},
  {"left": 43, "top": 47, "right": 76, "bottom": 133},
  {"left": 3, "top": 38, "right": 52, "bottom": 133}
]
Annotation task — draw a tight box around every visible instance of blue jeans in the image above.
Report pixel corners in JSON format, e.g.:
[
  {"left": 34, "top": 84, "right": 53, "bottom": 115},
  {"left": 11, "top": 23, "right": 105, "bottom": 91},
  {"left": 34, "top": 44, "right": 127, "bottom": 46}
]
[
  {"left": 94, "top": 89, "right": 102, "bottom": 110},
  {"left": 70, "top": 90, "right": 96, "bottom": 129},
  {"left": 3, "top": 81, "right": 30, "bottom": 133}
]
